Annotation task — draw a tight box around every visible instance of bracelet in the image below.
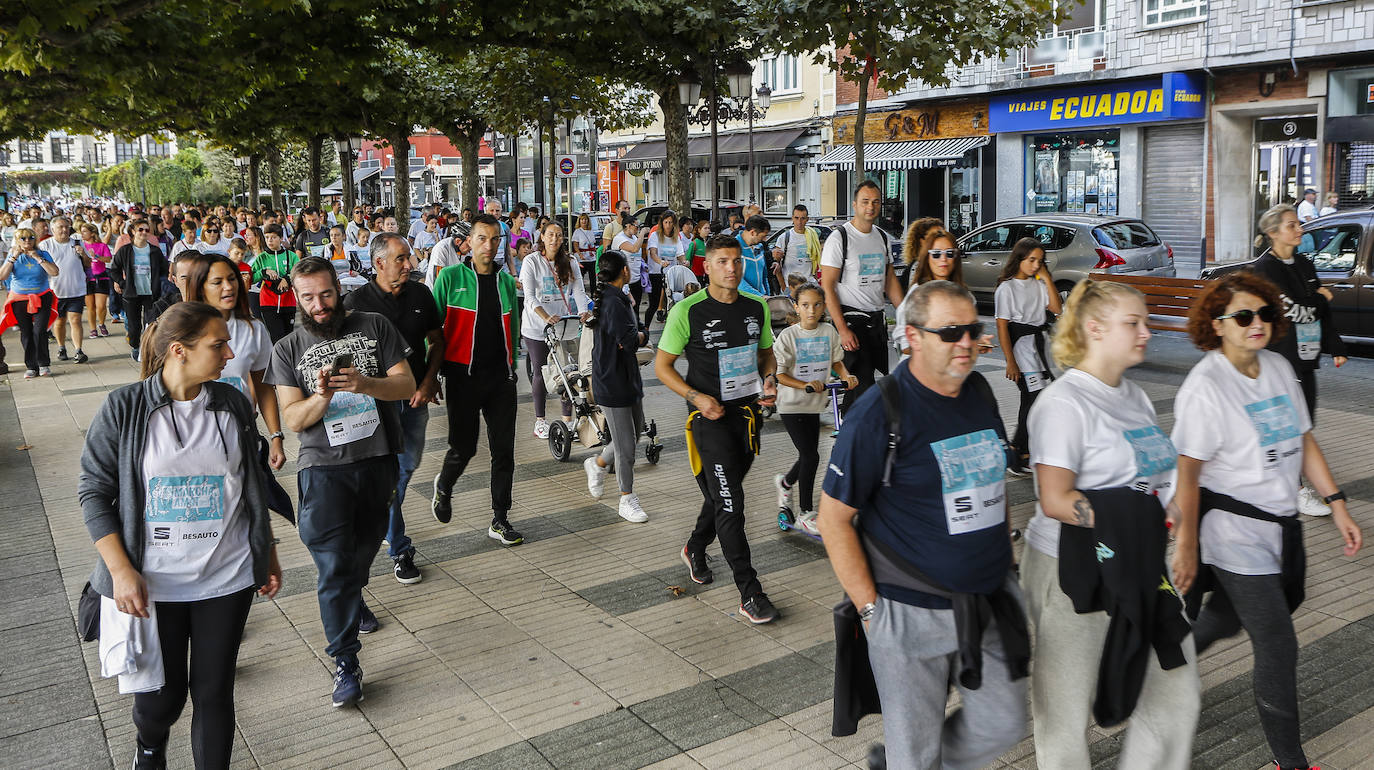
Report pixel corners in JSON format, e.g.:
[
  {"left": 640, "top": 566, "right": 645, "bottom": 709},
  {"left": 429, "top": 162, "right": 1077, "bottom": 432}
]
[
  {"left": 858, "top": 602, "right": 876, "bottom": 622},
  {"left": 1323, "top": 490, "right": 1347, "bottom": 505},
  {"left": 267, "top": 431, "right": 284, "bottom": 441}
]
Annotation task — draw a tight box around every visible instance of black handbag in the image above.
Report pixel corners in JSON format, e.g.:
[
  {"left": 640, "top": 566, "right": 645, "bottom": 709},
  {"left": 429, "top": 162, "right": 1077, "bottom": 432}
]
[{"left": 78, "top": 581, "right": 101, "bottom": 642}]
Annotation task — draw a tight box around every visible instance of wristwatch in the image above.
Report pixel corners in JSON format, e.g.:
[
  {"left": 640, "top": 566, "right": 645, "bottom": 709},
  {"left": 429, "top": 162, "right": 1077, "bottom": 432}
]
[
  {"left": 1322, "top": 490, "right": 1347, "bottom": 505},
  {"left": 858, "top": 602, "right": 876, "bottom": 622},
  {"left": 267, "top": 431, "right": 285, "bottom": 441}
]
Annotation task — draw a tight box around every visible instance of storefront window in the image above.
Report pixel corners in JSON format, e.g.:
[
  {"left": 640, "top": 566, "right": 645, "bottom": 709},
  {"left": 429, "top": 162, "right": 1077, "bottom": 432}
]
[
  {"left": 948, "top": 166, "right": 980, "bottom": 237},
  {"left": 878, "top": 170, "right": 905, "bottom": 237},
  {"left": 1024, "top": 130, "right": 1120, "bottom": 214},
  {"left": 761, "top": 165, "right": 789, "bottom": 214}
]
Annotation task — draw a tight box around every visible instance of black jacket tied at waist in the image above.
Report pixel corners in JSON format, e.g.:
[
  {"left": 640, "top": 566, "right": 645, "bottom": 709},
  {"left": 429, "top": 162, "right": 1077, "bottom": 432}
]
[
  {"left": 1005, "top": 320, "right": 1053, "bottom": 375},
  {"left": 1058, "top": 487, "right": 1191, "bottom": 727},
  {"left": 830, "top": 529, "right": 1030, "bottom": 737},
  {"left": 1183, "top": 488, "right": 1306, "bottom": 620}
]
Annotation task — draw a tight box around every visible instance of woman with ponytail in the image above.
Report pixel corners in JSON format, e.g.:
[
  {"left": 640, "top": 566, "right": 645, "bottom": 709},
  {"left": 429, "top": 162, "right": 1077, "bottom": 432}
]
[
  {"left": 79, "top": 301, "right": 282, "bottom": 769},
  {"left": 582, "top": 249, "right": 650, "bottom": 523}
]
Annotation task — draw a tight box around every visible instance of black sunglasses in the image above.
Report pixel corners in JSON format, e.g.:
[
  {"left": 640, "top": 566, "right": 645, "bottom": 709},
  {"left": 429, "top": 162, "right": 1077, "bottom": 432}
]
[
  {"left": 17, "top": 235, "right": 35, "bottom": 240},
  {"left": 913, "top": 321, "right": 984, "bottom": 343},
  {"left": 205, "top": 229, "right": 220, "bottom": 233},
  {"left": 1215, "top": 305, "right": 1278, "bottom": 327}
]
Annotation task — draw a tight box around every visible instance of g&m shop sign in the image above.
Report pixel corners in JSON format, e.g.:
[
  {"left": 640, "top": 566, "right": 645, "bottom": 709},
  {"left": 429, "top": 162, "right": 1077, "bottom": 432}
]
[{"left": 989, "top": 72, "right": 1205, "bottom": 133}]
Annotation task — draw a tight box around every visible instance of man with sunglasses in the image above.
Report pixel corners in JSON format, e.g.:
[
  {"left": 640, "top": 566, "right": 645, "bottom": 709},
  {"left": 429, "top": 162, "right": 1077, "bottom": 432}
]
[
  {"left": 346, "top": 207, "right": 368, "bottom": 245},
  {"left": 817, "top": 280, "right": 1027, "bottom": 770},
  {"left": 821, "top": 181, "right": 905, "bottom": 414},
  {"left": 108, "top": 218, "right": 169, "bottom": 362}
]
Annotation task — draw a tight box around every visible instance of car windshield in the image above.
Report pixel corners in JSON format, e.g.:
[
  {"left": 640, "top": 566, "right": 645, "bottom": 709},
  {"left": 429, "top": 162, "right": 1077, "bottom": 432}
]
[{"left": 1093, "top": 221, "right": 1161, "bottom": 249}]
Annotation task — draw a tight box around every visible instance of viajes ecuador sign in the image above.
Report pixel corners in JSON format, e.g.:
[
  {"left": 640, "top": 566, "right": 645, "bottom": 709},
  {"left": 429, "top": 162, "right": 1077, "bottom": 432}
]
[{"left": 989, "top": 72, "right": 1205, "bottom": 133}]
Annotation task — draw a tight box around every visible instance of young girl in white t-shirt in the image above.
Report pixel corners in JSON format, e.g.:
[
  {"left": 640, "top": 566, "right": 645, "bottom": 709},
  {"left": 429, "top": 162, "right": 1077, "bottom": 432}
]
[
  {"left": 772, "top": 283, "right": 857, "bottom": 536},
  {"left": 994, "top": 237, "right": 1062, "bottom": 473}
]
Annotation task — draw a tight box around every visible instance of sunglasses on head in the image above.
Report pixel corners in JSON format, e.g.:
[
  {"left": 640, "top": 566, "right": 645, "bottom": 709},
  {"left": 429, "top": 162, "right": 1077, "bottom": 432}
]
[
  {"left": 1216, "top": 305, "right": 1278, "bottom": 327},
  {"left": 913, "top": 321, "right": 984, "bottom": 343},
  {"left": 928, "top": 248, "right": 958, "bottom": 259}
]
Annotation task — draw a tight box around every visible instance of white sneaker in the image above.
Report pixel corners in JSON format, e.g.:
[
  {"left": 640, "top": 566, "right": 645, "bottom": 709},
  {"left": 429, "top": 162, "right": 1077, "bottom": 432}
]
[
  {"left": 796, "top": 511, "right": 822, "bottom": 538},
  {"left": 774, "top": 474, "right": 793, "bottom": 513},
  {"left": 533, "top": 418, "right": 549, "bottom": 439},
  {"left": 1298, "top": 485, "right": 1331, "bottom": 516},
  {"left": 618, "top": 494, "right": 648, "bottom": 523},
  {"left": 584, "top": 456, "right": 606, "bottom": 498}
]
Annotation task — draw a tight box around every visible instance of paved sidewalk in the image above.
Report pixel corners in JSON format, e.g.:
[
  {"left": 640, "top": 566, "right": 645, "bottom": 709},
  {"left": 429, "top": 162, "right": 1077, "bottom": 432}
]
[{"left": 1, "top": 321, "right": 1373, "bottom": 770}]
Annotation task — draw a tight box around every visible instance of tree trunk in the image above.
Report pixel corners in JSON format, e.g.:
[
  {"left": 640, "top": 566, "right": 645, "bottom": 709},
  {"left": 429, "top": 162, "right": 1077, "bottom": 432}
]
[
  {"left": 459, "top": 126, "right": 483, "bottom": 214},
  {"left": 855, "top": 61, "right": 871, "bottom": 185},
  {"left": 248, "top": 154, "right": 261, "bottom": 210},
  {"left": 338, "top": 140, "right": 356, "bottom": 215},
  {"left": 268, "top": 149, "right": 282, "bottom": 213},
  {"left": 307, "top": 134, "right": 323, "bottom": 210},
  {"left": 389, "top": 127, "right": 411, "bottom": 217},
  {"left": 659, "top": 83, "right": 692, "bottom": 218}
]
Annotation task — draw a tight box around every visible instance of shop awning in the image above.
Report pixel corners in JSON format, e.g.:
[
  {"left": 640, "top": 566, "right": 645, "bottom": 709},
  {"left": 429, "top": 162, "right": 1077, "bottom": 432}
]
[
  {"left": 620, "top": 127, "right": 809, "bottom": 171},
  {"left": 815, "top": 136, "right": 990, "bottom": 170},
  {"left": 353, "top": 167, "right": 380, "bottom": 184}
]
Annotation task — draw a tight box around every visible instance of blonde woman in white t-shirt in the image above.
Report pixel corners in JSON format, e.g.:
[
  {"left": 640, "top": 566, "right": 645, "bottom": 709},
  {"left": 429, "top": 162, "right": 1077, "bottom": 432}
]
[
  {"left": 1172, "top": 272, "right": 1361, "bottom": 770},
  {"left": 1023, "top": 279, "right": 1200, "bottom": 768}
]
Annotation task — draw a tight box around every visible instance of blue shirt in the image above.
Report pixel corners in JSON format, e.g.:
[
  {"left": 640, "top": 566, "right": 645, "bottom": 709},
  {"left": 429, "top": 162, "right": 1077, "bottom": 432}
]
[
  {"left": 7, "top": 250, "right": 53, "bottom": 294},
  {"left": 736, "top": 233, "right": 770, "bottom": 297},
  {"left": 823, "top": 365, "right": 1011, "bottom": 607}
]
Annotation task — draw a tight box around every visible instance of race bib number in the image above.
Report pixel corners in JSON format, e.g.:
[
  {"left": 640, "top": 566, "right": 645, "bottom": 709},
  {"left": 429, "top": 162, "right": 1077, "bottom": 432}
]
[
  {"left": 793, "top": 336, "right": 831, "bottom": 383},
  {"left": 539, "top": 275, "right": 561, "bottom": 307},
  {"left": 144, "top": 475, "right": 226, "bottom": 559},
  {"left": 1023, "top": 371, "right": 1048, "bottom": 393},
  {"left": 323, "top": 391, "right": 380, "bottom": 447},
  {"left": 1296, "top": 320, "right": 1321, "bottom": 361},
  {"left": 931, "top": 429, "right": 1007, "bottom": 535},
  {"left": 857, "top": 252, "right": 886, "bottom": 287},
  {"left": 718, "top": 343, "right": 760, "bottom": 401},
  {"left": 308, "top": 243, "right": 327, "bottom": 259},
  {"left": 1123, "top": 425, "right": 1177, "bottom": 482},
  {"left": 218, "top": 375, "right": 249, "bottom": 398},
  {"left": 659, "top": 240, "right": 679, "bottom": 261}
]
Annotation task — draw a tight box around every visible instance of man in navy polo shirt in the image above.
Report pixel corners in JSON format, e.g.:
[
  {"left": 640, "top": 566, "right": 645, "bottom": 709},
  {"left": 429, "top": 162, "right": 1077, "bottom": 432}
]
[{"left": 817, "top": 280, "right": 1026, "bottom": 770}]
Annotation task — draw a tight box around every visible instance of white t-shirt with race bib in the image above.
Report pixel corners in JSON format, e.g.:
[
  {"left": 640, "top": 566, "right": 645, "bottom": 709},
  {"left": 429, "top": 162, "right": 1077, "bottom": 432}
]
[
  {"left": 140, "top": 388, "right": 254, "bottom": 602},
  {"left": 820, "top": 223, "right": 889, "bottom": 312},
  {"left": 611, "top": 233, "right": 642, "bottom": 279},
  {"left": 39, "top": 237, "right": 88, "bottom": 298},
  {"left": 1026, "top": 369, "right": 1177, "bottom": 557},
  {"left": 776, "top": 228, "right": 814, "bottom": 283},
  {"left": 1172, "top": 349, "right": 1310, "bottom": 575},
  {"left": 994, "top": 277, "right": 1053, "bottom": 381},
  {"left": 647, "top": 232, "right": 688, "bottom": 274},
  {"left": 217, "top": 316, "right": 273, "bottom": 407}
]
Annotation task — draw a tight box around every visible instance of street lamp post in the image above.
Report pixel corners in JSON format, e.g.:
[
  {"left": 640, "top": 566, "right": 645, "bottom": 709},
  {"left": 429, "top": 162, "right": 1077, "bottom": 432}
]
[
  {"left": 747, "top": 84, "right": 772, "bottom": 206},
  {"left": 234, "top": 156, "right": 249, "bottom": 205}
]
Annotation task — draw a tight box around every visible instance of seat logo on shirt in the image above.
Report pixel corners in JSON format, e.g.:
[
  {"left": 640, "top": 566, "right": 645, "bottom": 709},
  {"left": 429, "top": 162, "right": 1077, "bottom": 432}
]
[
  {"left": 153, "top": 527, "right": 171, "bottom": 541},
  {"left": 1095, "top": 542, "right": 1115, "bottom": 562}
]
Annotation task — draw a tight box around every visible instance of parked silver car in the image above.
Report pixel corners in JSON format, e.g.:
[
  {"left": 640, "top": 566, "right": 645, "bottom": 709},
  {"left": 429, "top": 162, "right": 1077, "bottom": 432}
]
[{"left": 957, "top": 215, "right": 1177, "bottom": 301}]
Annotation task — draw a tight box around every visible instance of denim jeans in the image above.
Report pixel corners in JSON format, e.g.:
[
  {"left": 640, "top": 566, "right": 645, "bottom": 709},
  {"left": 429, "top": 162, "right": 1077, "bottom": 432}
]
[
  {"left": 297, "top": 455, "right": 397, "bottom": 662},
  {"left": 387, "top": 401, "right": 429, "bottom": 558}
]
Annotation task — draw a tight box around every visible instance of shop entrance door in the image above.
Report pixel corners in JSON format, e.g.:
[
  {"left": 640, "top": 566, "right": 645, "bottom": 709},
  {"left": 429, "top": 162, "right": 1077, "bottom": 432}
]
[{"left": 1253, "top": 116, "right": 1319, "bottom": 229}]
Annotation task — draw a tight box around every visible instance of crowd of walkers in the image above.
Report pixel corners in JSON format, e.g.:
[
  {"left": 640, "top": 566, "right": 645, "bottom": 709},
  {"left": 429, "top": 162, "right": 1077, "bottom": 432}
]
[{"left": 0, "top": 185, "right": 1344, "bottom": 770}]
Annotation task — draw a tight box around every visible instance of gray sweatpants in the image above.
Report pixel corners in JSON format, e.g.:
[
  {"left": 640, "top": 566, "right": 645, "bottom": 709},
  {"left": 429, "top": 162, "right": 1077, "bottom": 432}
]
[
  {"left": 598, "top": 404, "right": 644, "bottom": 495},
  {"left": 865, "top": 577, "right": 1029, "bottom": 770},
  {"left": 1020, "top": 546, "right": 1200, "bottom": 770}
]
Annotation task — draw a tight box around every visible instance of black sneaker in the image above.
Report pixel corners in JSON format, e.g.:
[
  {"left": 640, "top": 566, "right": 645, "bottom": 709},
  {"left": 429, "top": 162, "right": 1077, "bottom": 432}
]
[
  {"left": 331, "top": 657, "right": 364, "bottom": 707},
  {"left": 359, "top": 602, "right": 379, "bottom": 634},
  {"left": 681, "top": 545, "right": 713, "bottom": 585},
  {"left": 488, "top": 519, "right": 523, "bottom": 545},
  {"left": 431, "top": 473, "right": 452, "bottom": 524},
  {"left": 57, "top": 347, "right": 69, "bottom": 361},
  {"left": 130, "top": 347, "right": 140, "bottom": 362},
  {"left": 74, "top": 350, "right": 89, "bottom": 364},
  {"left": 656, "top": 309, "right": 666, "bottom": 323},
  {"left": 132, "top": 738, "right": 167, "bottom": 769},
  {"left": 393, "top": 552, "right": 421, "bottom": 585},
  {"left": 740, "top": 593, "right": 779, "bottom": 624}
]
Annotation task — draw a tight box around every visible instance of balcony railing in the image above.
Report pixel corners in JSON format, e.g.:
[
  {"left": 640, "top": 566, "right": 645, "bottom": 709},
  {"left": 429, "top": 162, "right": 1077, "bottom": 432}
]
[{"left": 908, "top": 24, "right": 1113, "bottom": 93}]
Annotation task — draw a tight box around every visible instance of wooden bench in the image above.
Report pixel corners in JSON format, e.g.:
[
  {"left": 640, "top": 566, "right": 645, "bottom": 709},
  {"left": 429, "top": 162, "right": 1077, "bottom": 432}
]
[{"left": 1092, "top": 274, "right": 1211, "bottom": 332}]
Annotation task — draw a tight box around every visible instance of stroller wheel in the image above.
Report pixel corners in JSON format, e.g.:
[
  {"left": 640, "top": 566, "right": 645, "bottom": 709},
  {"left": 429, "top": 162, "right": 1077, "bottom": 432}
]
[
  {"left": 759, "top": 404, "right": 775, "bottom": 419},
  {"left": 548, "top": 419, "right": 573, "bottom": 462},
  {"left": 645, "top": 443, "right": 662, "bottom": 465}
]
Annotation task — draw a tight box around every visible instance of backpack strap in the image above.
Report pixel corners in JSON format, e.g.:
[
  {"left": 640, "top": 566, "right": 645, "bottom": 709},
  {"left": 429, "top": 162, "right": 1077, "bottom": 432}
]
[{"left": 876, "top": 374, "right": 902, "bottom": 487}]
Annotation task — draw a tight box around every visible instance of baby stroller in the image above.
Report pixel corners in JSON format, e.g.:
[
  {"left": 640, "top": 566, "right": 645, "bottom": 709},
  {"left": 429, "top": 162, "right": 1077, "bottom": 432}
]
[
  {"left": 542, "top": 315, "right": 663, "bottom": 464},
  {"left": 662, "top": 264, "right": 700, "bottom": 315}
]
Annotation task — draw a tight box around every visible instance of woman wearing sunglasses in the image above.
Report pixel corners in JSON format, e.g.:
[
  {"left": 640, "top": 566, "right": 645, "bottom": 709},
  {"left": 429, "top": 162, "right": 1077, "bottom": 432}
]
[
  {"left": 1022, "top": 279, "right": 1200, "bottom": 768},
  {"left": 1172, "top": 272, "right": 1361, "bottom": 770},
  {"left": 0, "top": 227, "right": 61, "bottom": 378},
  {"left": 1250, "top": 204, "right": 1348, "bottom": 517}
]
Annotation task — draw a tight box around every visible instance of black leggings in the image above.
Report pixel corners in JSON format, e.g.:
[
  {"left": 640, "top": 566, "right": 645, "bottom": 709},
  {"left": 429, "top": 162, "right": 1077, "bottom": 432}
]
[
  {"left": 259, "top": 306, "right": 295, "bottom": 344},
  {"left": 10, "top": 293, "right": 54, "bottom": 370},
  {"left": 1192, "top": 569, "right": 1306, "bottom": 768},
  {"left": 781, "top": 413, "right": 821, "bottom": 511},
  {"left": 644, "top": 273, "right": 665, "bottom": 328},
  {"left": 1010, "top": 375, "right": 1042, "bottom": 459},
  {"left": 627, "top": 281, "right": 644, "bottom": 329},
  {"left": 133, "top": 587, "right": 255, "bottom": 768}
]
